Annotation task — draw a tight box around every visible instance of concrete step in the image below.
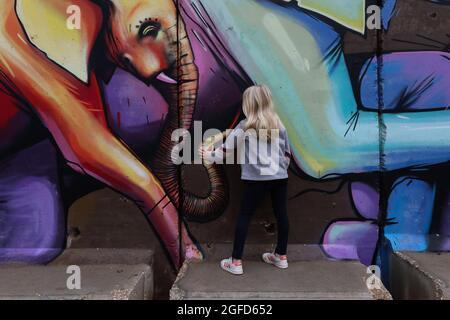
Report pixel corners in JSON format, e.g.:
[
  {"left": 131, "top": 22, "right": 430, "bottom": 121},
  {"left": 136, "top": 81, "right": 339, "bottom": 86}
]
[
  {"left": 0, "top": 248, "right": 154, "bottom": 300},
  {"left": 388, "top": 251, "right": 450, "bottom": 300},
  {"left": 171, "top": 244, "right": 391, "bottom": 300}
]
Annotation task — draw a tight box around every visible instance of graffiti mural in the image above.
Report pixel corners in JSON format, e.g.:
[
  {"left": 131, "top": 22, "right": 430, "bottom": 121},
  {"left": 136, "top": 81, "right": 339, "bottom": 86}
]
[
  {"left": 0, "top": 0, "right": 212, "bottom": 267},
  {"left": 0, "top": 0, "right": 449, "bottom": 272},
  {"left": 181, "top": 0, "right": 450, "bottom": 265}
]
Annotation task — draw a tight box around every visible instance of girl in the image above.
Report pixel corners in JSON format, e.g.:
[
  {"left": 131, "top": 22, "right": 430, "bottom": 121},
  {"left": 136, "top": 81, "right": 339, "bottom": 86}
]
[{"left": 200, "top": 85, "right": 291, "bottom": 275}]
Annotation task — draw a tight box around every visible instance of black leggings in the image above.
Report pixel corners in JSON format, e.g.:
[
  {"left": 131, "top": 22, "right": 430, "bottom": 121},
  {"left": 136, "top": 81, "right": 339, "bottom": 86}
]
[{"left": 232, "top": 179, "right": 289, "bottom": 260}]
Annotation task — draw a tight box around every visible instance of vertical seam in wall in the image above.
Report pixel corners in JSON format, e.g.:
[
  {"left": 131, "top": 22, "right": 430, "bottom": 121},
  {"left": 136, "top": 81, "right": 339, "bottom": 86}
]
[
  {"left": 176, "top": 0, "right": 183, "bottom": 268},
  {"left": 377, "top": 0, "right": 388, "bottom": 239}
]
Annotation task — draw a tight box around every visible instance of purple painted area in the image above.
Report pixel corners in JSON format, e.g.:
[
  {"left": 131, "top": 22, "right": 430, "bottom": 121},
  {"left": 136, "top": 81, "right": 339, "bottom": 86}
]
[
  {"left": 361, "top": 51, "right": 450, "bottom": 111},
  {"left": 104, "top": 68, "right": 169, "bottom": 156},
  {"left": 350, "top": 182, "right": 379, "bottom": 220},
  {"left": 0, "top": 140, "right": 64, "bottom": 264},
  {"left": 435, "top": 237, "right": 450, "bottom": 251},
  {"left": 181, "top": 0, "right": 248, "bottom": 129},
  {"left": 322, "top": 221, "right": 379, "bottom": 265}
]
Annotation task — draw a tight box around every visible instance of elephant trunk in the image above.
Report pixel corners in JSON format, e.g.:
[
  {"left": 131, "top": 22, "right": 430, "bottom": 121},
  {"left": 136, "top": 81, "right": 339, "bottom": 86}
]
[{"left": 151, "top": 17, "right": 229, "bottom": 222}]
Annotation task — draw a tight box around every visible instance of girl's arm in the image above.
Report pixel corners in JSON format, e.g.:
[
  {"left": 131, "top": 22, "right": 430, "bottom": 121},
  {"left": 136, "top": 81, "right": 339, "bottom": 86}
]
[
  {"left": 200, "top": 121, "right": 246, "bottom": 163},
  {"left": 282, "top": 128, "right": 292, "bottom": 157}
]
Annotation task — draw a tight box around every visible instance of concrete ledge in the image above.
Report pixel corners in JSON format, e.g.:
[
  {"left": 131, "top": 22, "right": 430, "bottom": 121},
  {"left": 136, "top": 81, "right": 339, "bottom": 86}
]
[
  {"left": 388, "top": 251, "right": 450, "bottom": 300},
  {"left": 171, "top": 259, "right": 391, "bottom": 300},
  {"left": 0, "top": 249, "right": 154, "bottom": 300},
  {"left": 0, "top": 264, "right": 152, "bottom": 300}
]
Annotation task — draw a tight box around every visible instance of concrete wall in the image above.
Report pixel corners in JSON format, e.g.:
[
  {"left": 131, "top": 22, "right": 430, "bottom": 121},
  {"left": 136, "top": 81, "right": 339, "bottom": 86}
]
[{"left": 0, "top": 0, "right": 449, "bottom": 298}]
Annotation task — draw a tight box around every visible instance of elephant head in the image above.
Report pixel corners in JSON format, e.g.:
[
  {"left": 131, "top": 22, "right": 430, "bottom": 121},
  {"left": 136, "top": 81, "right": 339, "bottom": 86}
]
[{"left": 16, "top": 0, "right": 228, "bottom": 222}]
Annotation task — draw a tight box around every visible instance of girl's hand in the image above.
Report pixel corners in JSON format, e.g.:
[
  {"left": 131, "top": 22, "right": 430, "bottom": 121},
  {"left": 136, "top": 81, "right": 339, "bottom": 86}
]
[{"left": 198, "top": 143, "right": 214, "bottom": 161}]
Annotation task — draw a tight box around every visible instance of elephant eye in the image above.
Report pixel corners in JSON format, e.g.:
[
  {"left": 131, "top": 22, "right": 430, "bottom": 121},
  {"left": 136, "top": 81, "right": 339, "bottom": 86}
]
[{"left": 138, "top": 21, "right": 161, "bottom": 39}]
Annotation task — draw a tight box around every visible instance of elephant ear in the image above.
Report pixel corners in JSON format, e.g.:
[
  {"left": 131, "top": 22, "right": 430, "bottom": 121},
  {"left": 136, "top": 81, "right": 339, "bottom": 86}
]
[
  {"left": 16, "top": 0, "right": 103, "bottom": 83},
  {"left": 299, "top": 0, "right": 366, "bottom": 34}
]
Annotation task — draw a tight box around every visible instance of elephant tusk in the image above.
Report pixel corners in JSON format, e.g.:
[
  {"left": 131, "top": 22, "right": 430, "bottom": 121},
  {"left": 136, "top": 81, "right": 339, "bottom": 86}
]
[{"left": 156, "top": 72, "right": 177, "bottom": 84}]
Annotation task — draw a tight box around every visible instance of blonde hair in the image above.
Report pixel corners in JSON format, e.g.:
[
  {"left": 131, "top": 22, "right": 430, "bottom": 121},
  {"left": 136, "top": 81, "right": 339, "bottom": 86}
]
[{"left": 242, "top": 85, "right": 282, "bottom": 141}]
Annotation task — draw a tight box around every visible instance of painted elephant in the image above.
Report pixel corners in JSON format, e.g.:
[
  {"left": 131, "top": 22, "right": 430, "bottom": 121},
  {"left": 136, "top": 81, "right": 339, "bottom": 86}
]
[{"left": 0, "top": 0, "right": 235, "bottom": 267}]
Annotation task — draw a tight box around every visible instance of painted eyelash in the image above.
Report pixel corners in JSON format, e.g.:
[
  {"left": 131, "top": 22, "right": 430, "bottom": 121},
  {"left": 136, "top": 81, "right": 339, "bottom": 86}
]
[{"left": 135, "top": 17, "right": 159, "bottom": 29}]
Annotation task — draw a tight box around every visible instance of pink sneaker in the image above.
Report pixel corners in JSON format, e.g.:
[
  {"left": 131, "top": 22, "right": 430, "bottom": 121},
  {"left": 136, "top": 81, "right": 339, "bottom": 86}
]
[
  {"left": 220, "top": 257, "right": 244, "bottom": 275},
  {"left": 262, "top": 253, "right": 288, "bottom": 269}
]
